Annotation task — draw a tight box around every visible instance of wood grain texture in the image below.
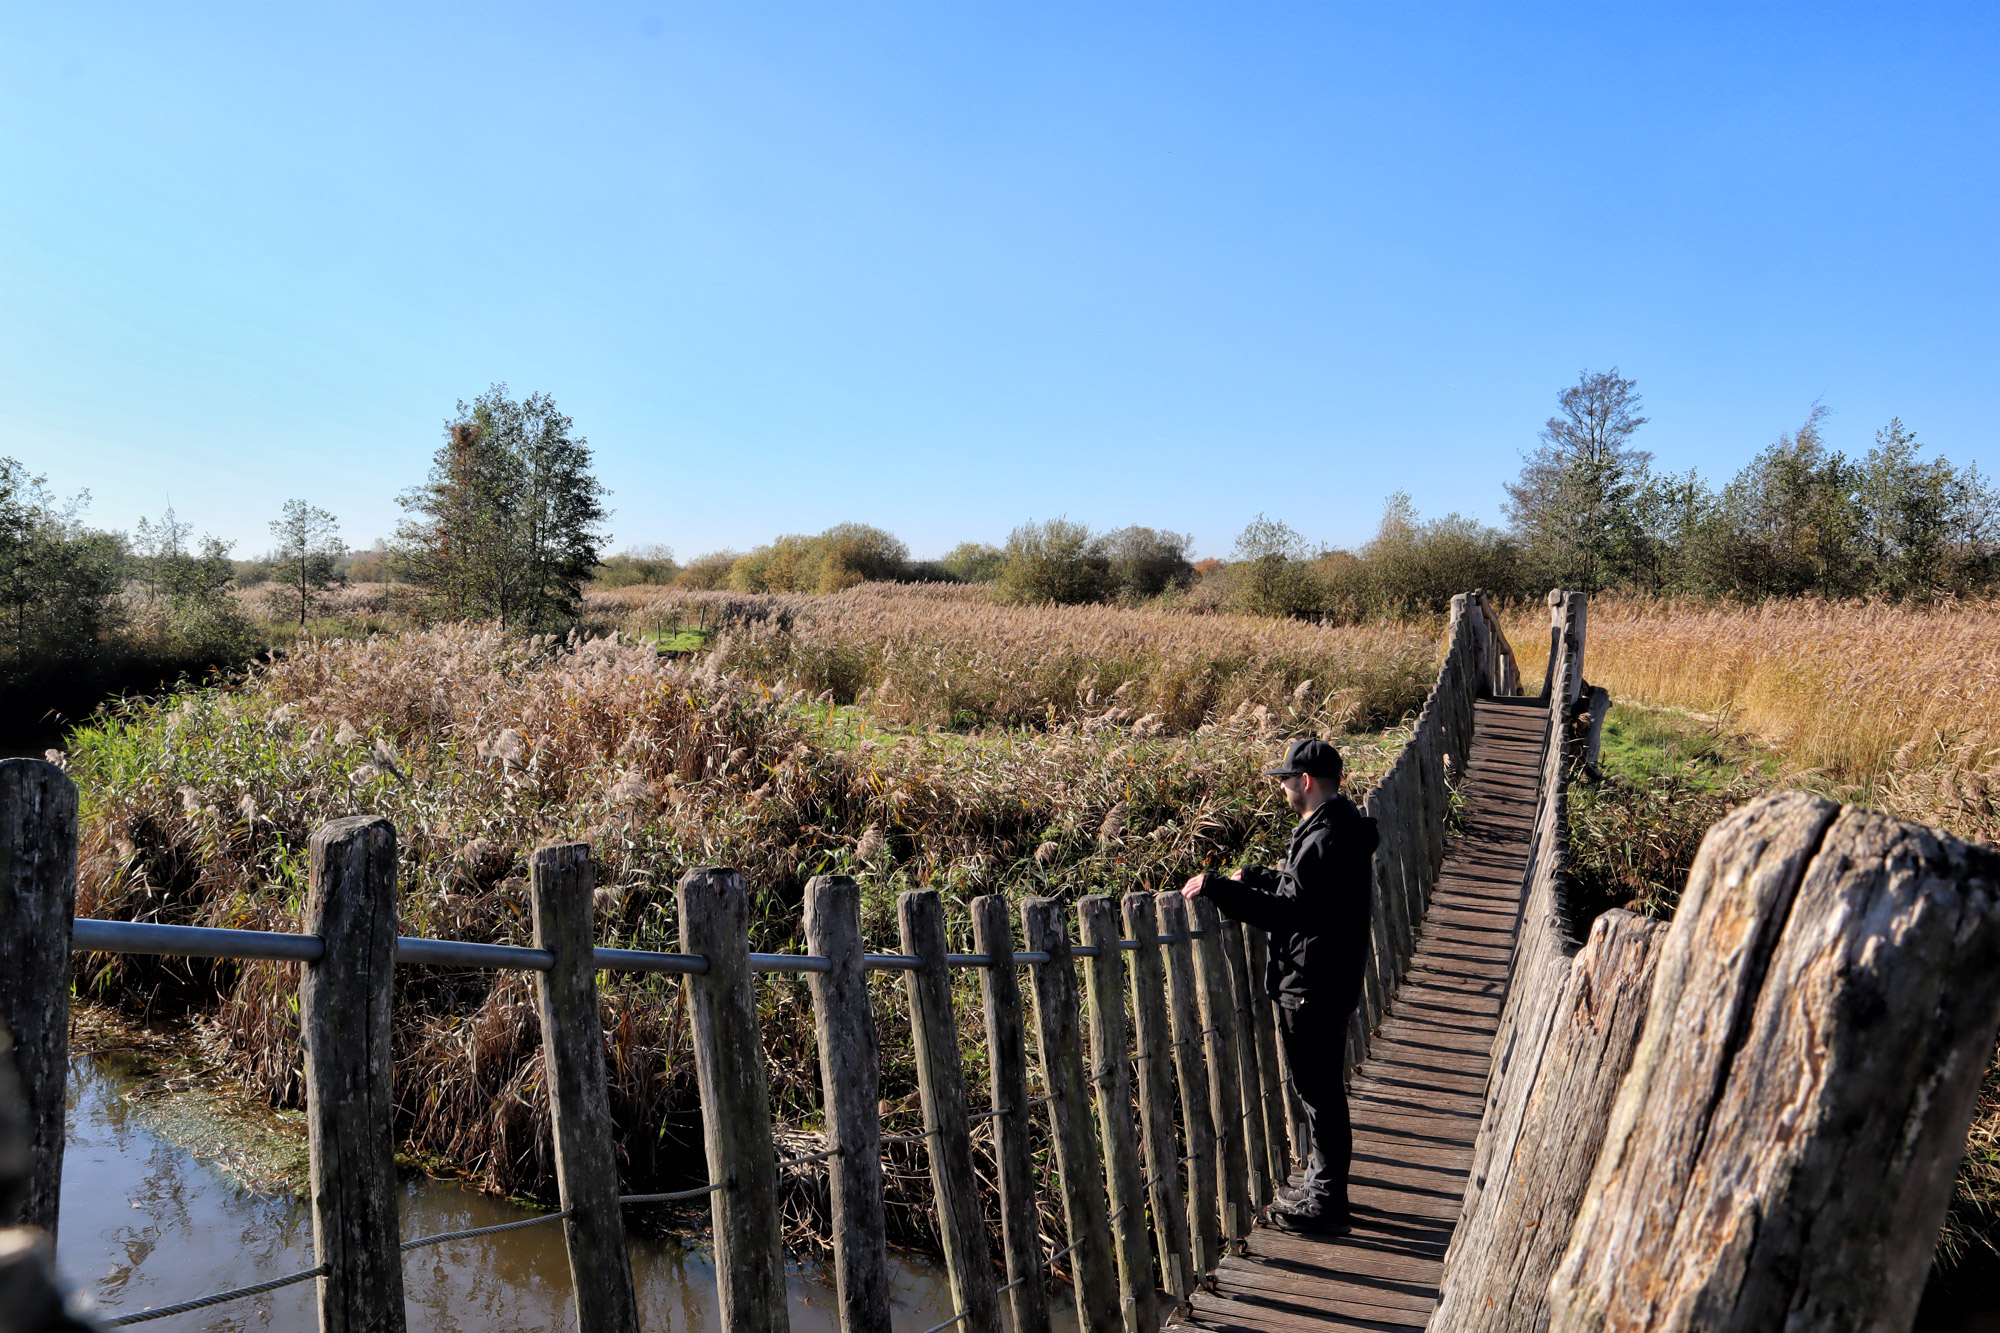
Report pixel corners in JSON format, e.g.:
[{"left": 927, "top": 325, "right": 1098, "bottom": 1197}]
[
  {"left": 1124, "top": 893, "right": 1195, "bottom": 1304},
  {"left": 1550, "top": 795, "right": 2000, "bottom": 1333},
  {"left": 1431, "top": 909, "right": 1664, "bottom": 1333},
  {"left": 1189, "top": 894, "right": 1254, "bottom": 1240},
  {"left": 1242, "top": 928, "right": 1295, "bottom": 1193},
  {"left": 1022, "top": 897, "right": 1122, "bottom": 1333},
  {"left": 304, "top": 816, "right": 407, "bottom": 1333},
  {"left": 1157, "top": 891, "right": 1224, "bottom": 1279},
  {"left": 973, "top": 895, "right": 1051, "bottom": 1333},
  {"left": 530, "top": 843, "right": 641, "bottom": 1333},
  {"left": 0, "top": 761, "right": 74, "bottom": 1235},
  {"left": 805, "top": 875, "right": 893, "bottom": 1333},
  {"left": 678, "top": 866, "right": 790, "bottom": 1333},
  {"left": 1079, "top": 896, "right": 1160, "bottom": 1333},
  {"left": 1217, "top": 918, "right": 1273, "bottom": 1209},
  {"left": 899, "top": 890, "right": 1002, "bottom": 1333}
]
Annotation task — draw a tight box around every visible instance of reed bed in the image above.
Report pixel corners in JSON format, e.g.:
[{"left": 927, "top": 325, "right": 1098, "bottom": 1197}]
[
  {"left": 62, "top": 614, "right": 1432, "bottom": 1255},
  {"left": 592, "top": 582, "right": 1440, "bottom": 735},
  {"left": 1505, "top": 596, "right": 2000, "bottom": 845}
]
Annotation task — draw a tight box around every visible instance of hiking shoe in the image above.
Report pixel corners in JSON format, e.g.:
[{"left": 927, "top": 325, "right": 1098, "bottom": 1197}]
[{"left": 1272, "top": 1205, "right": 1352, "bottom": 1236}]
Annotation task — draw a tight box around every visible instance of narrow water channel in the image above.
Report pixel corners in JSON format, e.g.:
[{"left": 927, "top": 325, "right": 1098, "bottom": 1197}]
[{"left": 58, "top": 1056, "right": 1076, "bottom": 1331}]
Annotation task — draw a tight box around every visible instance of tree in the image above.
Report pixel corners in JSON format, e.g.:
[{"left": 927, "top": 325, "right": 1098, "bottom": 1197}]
[
  {"left": 1713, "top": 406, "right": 1864, "bottom": 598},
  {"left": 1505, "top": 369, "right": 1653, "bottom": 592},
  {"left": 995, "top": 518, "right": 1112, "bottom": 605},
  {"left": 129, "top": 506, "right": 250, "bottom": 658},
  {"left": 396, "top": 385, "right": 610, "bottom": 630},
  {"left": 936, "top": 542, "right": 1006, "bottom": 583},
  {"left": 267, "top": 500, "right": 344, "bottom": 626},
  {"left": 0, "top": 459, "right": 123, "bottom": 672},
  {"left": 1100, "top": 526, "right": 1195, "bottom": 599},
  {"left": 1854, "top": 419, "right": 2000, "bottom": 597},
  {"left": 1229, "top": 514, "right": 1324, "bottom": 618}
]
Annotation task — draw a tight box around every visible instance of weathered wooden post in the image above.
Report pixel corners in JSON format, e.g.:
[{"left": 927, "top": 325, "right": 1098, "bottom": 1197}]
[
  {"left": 529, "top": 844, "right": 641, "bottom": 1333},
  {"left": 0, "top": 760, "right": 75, "bottom": 1235},
  {"left": 1078, "top": 897, "right": 1159, "bottom": 1333},
  {"left": 1431, "top": 909, "right": 1664, "bottom": 1331},
  {"left": 1242, "top": 929, "right": 1292, "bottom": 1188},
  {"left": 1187, "top": 896, "right": 1252, "bottom": 1239},
  {"left": 1120, "top": 894, "right": 1192, "bottom": 1305},
  {"left": 1021, "top": 897, "right": 1121, "bottom": 1333},
  {"left": 303, "top": 816, "right": 406, "bottom": 1333},
  {"left": 804, "top": 875, "right": 891, "bottom": 1333},
  {"left": 1154, "top": 892, "right": 1221, "bottom": 1278},
  {"left": 678, "top": 867, "right": 789, "bottom": 1333},
  {"left": 898, "top": 890, "right": 1001, "bottom": 1333},
  {"left": 1550, "top": 794, "right": 2000, "bottom": 1333},
  {"left": 0, "top": 1022, "right": 98, "bottom": 1333},
  {"left": 971, "top": 896, "right": 1050, "bottom": 1333},
  {"left": 1215, "top": 918, "right": 1271, "bottom": 1208}
]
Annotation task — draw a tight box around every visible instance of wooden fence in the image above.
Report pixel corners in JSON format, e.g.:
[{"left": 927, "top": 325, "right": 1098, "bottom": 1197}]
[
  {"left": 1433, "top": 592, "right": 2000, "bottom": 1331},
  {"left": 0, "top": 594, "right": 1524, "bottom": 1333}
]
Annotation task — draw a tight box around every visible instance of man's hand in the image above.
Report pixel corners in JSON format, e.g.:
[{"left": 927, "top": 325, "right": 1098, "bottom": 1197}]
[{"left": 1181, "top": 874, "right": 1206, "bottom": 899}]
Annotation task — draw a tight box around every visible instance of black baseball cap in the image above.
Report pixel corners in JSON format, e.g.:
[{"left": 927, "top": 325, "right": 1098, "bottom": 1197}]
[{"left": 1262, "top": 737, "right": 1343, "bottom": 780}]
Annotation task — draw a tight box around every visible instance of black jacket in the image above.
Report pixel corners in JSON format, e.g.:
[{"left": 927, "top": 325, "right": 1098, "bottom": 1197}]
[{"left": 1198, "top": 793, "right": 1379, "bottom": 1012}]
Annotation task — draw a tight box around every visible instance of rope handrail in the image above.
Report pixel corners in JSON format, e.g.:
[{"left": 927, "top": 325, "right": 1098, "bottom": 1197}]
[{"left": 401, "top": 1208, "right": 572, "bottom": 1251}]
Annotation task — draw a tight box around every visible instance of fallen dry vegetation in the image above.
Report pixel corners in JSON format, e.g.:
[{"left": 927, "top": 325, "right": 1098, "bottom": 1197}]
[{"left": 65, "top": 592, "right": 1439, "bottom": 1255}]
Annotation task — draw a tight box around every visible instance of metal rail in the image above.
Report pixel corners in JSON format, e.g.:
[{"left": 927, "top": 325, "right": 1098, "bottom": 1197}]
[{"left": 69, "top": 918, "right": 1209, "bottom": 972}]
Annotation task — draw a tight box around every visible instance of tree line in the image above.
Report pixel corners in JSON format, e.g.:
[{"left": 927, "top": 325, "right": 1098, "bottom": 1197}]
[{"left": 4, "top": 371, "right": 1995, "bottom": 734}]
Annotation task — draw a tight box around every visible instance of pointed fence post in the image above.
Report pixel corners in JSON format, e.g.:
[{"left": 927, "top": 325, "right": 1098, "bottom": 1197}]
[
  {"left": 678, "top": 867, "right": 789, "bottom": 1333},
  {"left": 1121, "top": 893, "right": 1192, "bottom": 1306},
  {"left": 303, "top": 816, "right": 406, "bottom": 1333},
  {"left": 1242, "top": 929, "right": 1292, "bottom": 1189},
  {"left": 1021, "top": 897, "right": 1121, "bottom": 1333},
  {"left": 1216, "top": 917, "right": 1271, "bottom": 1209},
  {"left": 1155, "top": 892, "right": 1221, "bottom": 1277},
  {"left": 804, "top": 875, "right": 891, "bottom": 1333},
  {"left": 0, "top": 760, "right": 75, "bottom": 1235},
  {"left": 529, "top": 843, "right": 641, "bottom": 1333},
  {"left": 1078, "top": 896, "right": 1158, "bottom": 1333},
  {"left": 899, "top": 890, "right": 1001, "bottom": 1333},
  {"left": 972, "top": 895, "right": 1050, "bottom": 1333},
  {"left": 1188, "top": 896, "right": 1253, "bottom": 1240}
]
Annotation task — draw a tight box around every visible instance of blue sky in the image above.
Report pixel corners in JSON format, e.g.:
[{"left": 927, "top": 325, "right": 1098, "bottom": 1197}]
[{"left": 2, "top": 3, "right": 1994, "bottom": 561}]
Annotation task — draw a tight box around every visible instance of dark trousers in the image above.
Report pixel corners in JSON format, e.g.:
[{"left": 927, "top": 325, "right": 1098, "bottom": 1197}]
[{"left": 1279, "top": 999, "right": 1354, "bottom": 1217}]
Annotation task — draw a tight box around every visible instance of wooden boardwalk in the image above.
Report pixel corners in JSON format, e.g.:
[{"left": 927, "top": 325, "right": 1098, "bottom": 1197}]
[{"left": 1176, "top": 696, "right": 1548, "bottom": 1332}]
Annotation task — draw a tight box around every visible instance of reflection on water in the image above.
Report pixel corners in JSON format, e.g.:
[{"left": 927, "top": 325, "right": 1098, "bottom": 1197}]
[{"left": 60, "top": 1057, "right": 1076, "bottom": 1331}]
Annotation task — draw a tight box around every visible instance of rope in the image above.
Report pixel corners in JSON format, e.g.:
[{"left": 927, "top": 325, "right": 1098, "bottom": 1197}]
[
  {"left": 880, "top": 1126, "right": 940, "bottom": 1145},
  {"left": 776, "top": 1145, "right": 842, "bottom": 1169},
  {"left": 401, "top": 1208, "right": 571, "bottom": 1251},
  {"left": 101, "top": 1265, "right": 329, "bottom": 1326},
  {"left": 621, "top": 1181, "right": 728, "bottom": 1204},
  {"left": 916, "top": 1309, "right": 972, "bottom": 1333}
]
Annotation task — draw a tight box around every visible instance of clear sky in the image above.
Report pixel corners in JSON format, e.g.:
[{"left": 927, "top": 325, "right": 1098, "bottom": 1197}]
[{"left": 2, "top": 3, "right": 1994, "bottom": 561}]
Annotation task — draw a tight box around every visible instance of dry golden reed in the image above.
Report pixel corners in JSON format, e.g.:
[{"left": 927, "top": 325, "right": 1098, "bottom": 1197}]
[{"left": 1505, "top": 596, "right": 2000, "bottom": 845}]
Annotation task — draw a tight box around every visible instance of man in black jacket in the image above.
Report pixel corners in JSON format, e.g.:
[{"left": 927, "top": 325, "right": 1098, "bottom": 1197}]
[{"left": 1182, "top": 736, "right": 1379, "bottom": 1234}]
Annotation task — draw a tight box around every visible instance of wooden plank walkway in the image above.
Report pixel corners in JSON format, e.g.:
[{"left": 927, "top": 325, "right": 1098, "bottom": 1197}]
[{"left": 1175, "top": 696, "right": 1548, "bottom": 1332}]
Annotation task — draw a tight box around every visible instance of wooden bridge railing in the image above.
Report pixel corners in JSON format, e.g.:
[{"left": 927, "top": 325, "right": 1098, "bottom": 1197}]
[
  {"left": 0, "top": 592, "right": 1522, "bottom": 1333},
  {"left": 1433, "top": 592, "right": 2000, "bottom": 1332}
]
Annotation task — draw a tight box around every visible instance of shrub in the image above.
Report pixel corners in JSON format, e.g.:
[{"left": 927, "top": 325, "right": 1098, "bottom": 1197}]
[
  {"left": 996, "top": 518, "right": 1112, "bottom": 605},
  {"left": 936, "top": 542, "right": 1006, "bottom": 583},
  {"left": 674, "top": 550, "right": 740, "bottom": 590}
]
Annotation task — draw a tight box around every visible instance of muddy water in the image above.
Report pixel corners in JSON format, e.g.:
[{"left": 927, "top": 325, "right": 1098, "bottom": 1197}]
[{"left": 58, "top": 1057, "right": 1077, "bottom": 1331}]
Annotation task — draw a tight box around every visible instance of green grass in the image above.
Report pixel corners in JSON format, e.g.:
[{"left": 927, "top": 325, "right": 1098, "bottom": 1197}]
[
  {"left": 637, "top": 628, "right": 713, "bottom": 652},
  {"left": 1567, "top": 703, "right": 1776, "bottom": 927}
]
